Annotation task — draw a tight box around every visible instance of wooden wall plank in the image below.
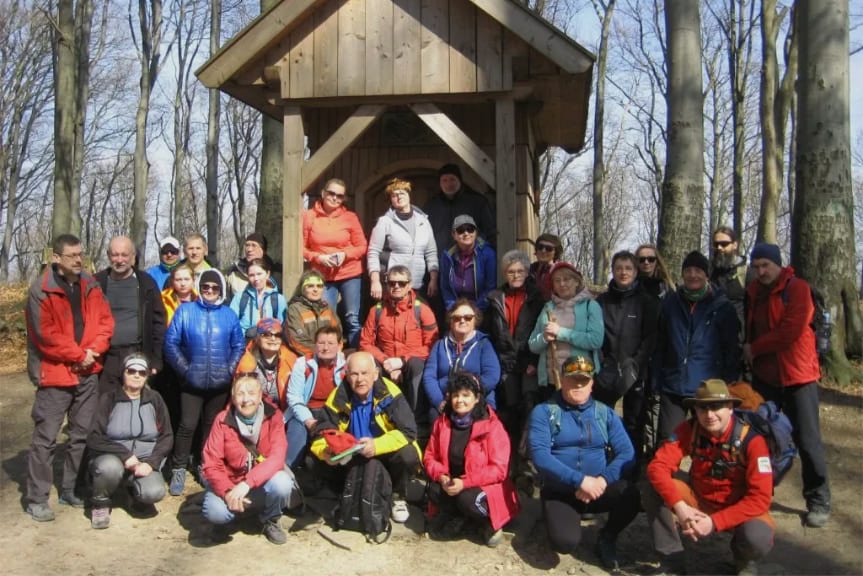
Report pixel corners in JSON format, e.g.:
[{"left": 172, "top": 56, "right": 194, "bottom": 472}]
[
  {"left": 475, "top": 10, "right": 501, "bottom": 91},
  {"left": 314, "top": 0, "right": 340, "bottom": 97},
  {"left": 393, "top": 0, "right": 421, "bottom": 94},
  {"left": 338, "top": 0, "right": 367, "bottom": 96},
  {"left": 289, "top": 16, "right": 315, "bottom": 98},
  {"left": 366, "top": 0, "right": 394, "bottom": 94},
  {"left": 283, "top": 106, "right": 306, "bottom": 293},
  {"left": 495, "top": 97, "right": 517, "bottom": 258},
  {"left": 420, "top": 0, "right": 449, "bottom": 94},
  {"left": 448, "top": 1, "right": 476, "bottom": 93},
  {"left": 502, "top": 30, "right": 529, "bottom": 89}
]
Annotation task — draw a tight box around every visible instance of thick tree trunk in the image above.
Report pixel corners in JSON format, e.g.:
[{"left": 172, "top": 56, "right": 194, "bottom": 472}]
[
  {"left": 256, "top": 0, "right": 284, "bottom": 258},
  {"left": 758, "top": 0, "right": 781, "bottom": 244},
  {"left": 793, "top": 0, "right": 862, "bottom": 382},
  {"left": 658, "top": 0, "right": 705, "bottom": 277},
  {"left": 205, "top": 0, "right": 221, "bottom": 266},
  {"left": 591, "top": 0, "right": 615, "bottom": 284}
]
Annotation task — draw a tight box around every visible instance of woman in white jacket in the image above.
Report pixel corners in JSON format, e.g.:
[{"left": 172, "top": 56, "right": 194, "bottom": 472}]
[{"left": 367, "top": 177, "right": 439, "bottom": 300}]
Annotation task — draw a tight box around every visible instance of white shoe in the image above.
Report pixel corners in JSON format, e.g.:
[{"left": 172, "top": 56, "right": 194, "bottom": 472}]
[{"left": 391, "top": 500, "right": 409, "bottom": 523}]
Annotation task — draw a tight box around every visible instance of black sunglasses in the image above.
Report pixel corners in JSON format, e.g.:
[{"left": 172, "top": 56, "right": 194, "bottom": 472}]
[
  {"left": 713, "top": 241, "right": 733, "bottom": 249},
  {"left": 536, "top": 243, "right": 556, "bottom": 253},
  {"left": 638, "top": 256, "right": 657, "bottom": 264},
  {"left": 455, "top": 225, "right": 476, "bottom": 235},
  {"left": 451, "top": 314, "right": 475, "bottom": 323},
  {"left": 200, "top": 283, "right": 220, "bottom": 293},
  {"left": 161, "top": 247, "right": 179, "bottom": 256},
  {"left": 125, "top": 368, "right": 148, "bottom": 377},
  {"left": 324, "top": 189, "right": 346, "bottom": 199},
  {"left": 694, "top": 401, "right": 731, "bottom": 412},
  {"left": 387, "top": 280, "right": 409, "bottom": 288}
]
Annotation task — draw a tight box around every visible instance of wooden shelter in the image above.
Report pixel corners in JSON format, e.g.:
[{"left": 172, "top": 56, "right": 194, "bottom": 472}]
[{"left": 197, "top": 0, "right": 595, "bottom": 290}]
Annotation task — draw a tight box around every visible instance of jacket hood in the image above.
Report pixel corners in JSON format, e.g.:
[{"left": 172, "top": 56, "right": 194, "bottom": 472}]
[
  {"left": 446, "top": 329, "right": 489, "bottom": 346},
  {"left": 385, "top": 205, "right": 429, "bottom": 220},
  {"left": 195, "top": 268, "right": 228, "bottom": 306}
]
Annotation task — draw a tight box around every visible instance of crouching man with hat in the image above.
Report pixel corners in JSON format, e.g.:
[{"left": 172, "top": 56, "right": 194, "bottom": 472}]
[{"left": 645, "top": 379, "right": 774, "bottom": 575}]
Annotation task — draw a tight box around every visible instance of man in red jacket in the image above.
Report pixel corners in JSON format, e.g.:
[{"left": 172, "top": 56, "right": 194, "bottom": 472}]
[
  {"left": 359, "top": 265, "right": 438, "bottom": 423},
  {"left": 646, "top": 380, "right": 774, "bottom": 576},
  {"left": 743, "top": 243, "right": 830, "bottom": 528},
  {"left": 25, "top": 234, "right": 115, "bottom": 521}
]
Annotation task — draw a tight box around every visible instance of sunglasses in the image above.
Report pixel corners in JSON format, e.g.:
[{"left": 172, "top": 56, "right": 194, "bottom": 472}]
[
  {"left": 125, "top": 368, "right": 148, "bottom": 377},
  {"left": 259, "top": 332, "right": 281, "bottom": 339},
  {"left": 455, "top": 225, "right": 476, "bottom": 235},
  {"left": 536, "top": 243, "right": 556, "bottom": 253},
  {"left": 694, "top": 401, "right": 731, "bottom": 412},
  {"left": 324, "top": 189, "right": 346, "bottom": 199},
  {"left": 451, "top": 314, "right": 475, "bottom": 323},
  {"left": 387, "top": 280, "right": 409, "bottom": 288},
  {"left": 713, "top": 241, "right": 733, "bottom": 249},
  {"left": 638, "top": 256, "right": 657, "bottom": 264},
  {"left": 161, "top": 247, "right": 179, "bottom": 256},
  {"left": 200, "top": 283, "right": 220, "bottom": 293}
]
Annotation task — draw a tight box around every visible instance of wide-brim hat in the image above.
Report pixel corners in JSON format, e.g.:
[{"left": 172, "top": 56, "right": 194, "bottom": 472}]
[{"left": 683, "top": 379, "right": 743, "bottom": 408}]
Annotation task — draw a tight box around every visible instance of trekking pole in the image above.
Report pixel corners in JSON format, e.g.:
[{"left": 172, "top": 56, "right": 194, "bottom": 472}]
[{"left": 547, "top": 310, "right": 562, "bottom": 390}]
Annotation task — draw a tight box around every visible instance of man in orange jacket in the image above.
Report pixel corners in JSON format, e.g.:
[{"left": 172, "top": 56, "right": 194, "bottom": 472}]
[{"left": 25, "top": 234, "right": 114, "bottom": 521}]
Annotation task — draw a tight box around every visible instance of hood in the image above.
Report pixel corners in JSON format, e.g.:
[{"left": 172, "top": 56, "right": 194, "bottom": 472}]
[{"left": 195, "top": 268, "right": 228, "bottom": 306}]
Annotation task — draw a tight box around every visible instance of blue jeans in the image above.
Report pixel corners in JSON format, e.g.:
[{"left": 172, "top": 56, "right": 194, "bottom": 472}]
[
  {"left": 323, "top": 276, "right": 362, "bottom": 348},
  {"left": 285, "top": 407, "right": 327, "bottom": 467},
  {"left": 202, "top": 470, "right": 295, "bottom": 524}
]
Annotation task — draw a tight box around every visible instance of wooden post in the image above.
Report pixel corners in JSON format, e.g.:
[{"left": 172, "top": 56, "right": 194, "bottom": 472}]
[
  {"left": 495, "top": 96, "right": 517, "bottom": 278},
  {"left": 283, "top": 106, "right": 305, "bottom": 294}
]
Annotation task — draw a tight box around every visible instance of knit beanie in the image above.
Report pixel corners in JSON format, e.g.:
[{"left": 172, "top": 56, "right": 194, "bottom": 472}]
[
  {"left": 681, "top": 251, "right": 709, "bottom": 276},
  {"left": 245, "top": 232, "right": 268, "bottom": 252},
  {"left": 750, "top": 243, "right": 782, "bottom": 266},
  {"left": 438, "top": 163, "right": 462, "bottom": 181}
]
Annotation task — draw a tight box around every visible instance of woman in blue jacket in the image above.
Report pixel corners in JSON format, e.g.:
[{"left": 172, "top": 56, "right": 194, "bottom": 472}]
[
  {"left": 439, "top": 215, "right": 497, "bottom": 312},
  {"left": 164, "top": 269, "right": 245, "bottom": 496},
  {"left": 423, "top": 299, "right": 500, "bottom": 423}
]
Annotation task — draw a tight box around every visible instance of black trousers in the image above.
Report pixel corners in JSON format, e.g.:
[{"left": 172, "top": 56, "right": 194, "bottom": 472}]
[
  {"left": 172, "top": 388, "right": 229, "bottom": 469},
  {"left": 428, "top": 483, "right": 488, "bottom": 523}
]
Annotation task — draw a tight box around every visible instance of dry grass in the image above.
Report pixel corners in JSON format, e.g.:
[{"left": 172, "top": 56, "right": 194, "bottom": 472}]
[{"left": 0, "top": 283, "right": 27, "bottom": 374}]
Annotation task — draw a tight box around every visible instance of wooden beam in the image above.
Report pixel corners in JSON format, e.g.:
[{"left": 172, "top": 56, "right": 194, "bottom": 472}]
[
  {"left": 409, "top": 102, "right": 496, "bottom": 189},
  {"left": 197, "top": 0, "right": 326, "bottom": 88},
  {"left": 496, "top": 97, "right": 517, "bottom": 260},
  {"left": 302, "top": 104, "right": 386, "bottom": 191},
  {"left": 467, "top": 0, "right": 594, "bottom": 74},
  {"left": 283, "top": 106, "right": 305, "bottom": 294}
]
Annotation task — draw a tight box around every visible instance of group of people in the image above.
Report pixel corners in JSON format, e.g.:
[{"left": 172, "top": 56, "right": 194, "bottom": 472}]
[{"left": 23, "top": 166, "right": 830, "bottom": 573}]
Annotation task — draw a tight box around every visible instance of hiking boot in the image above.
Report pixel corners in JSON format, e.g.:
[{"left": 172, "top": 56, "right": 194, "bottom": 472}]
[
  {"left": 804, "top": 507, "right": 830, "bottom": 528},
  {"left": 58, "top": 491, "right": 85, "bottom": 508},
  {"left": 593, "top": 530, "right": 619, "bottom": 571},
  {"left": 91, "top": 506, "right": 111, "bottom": 529},
  {"left": 262, "top": 518, "right": 287, "bottom": 545},
  {"left": 169, "top": 468, "right": 186, "bottom": 496},
  {"left": 483, "top": 524, "right": 504, "bottom": 548},
  {"left": 26, "top": 502, "right": 55, "bottom": 522},
  {"left": 391, "top": 499, "right": 409, "bottom": 523}
]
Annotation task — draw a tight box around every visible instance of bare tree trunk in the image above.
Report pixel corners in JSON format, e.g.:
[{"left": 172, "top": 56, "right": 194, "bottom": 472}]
[
  {"left": 205, "top": 0, "right": 221, "bottom": 265},
  {"left": 659, "top": 0, "right": 705, "bottom": 276},
  {"left": 52, "top": 0, "right": 94, "bottom": 239},
  {"left": 130, "top": 0, "right": 163, "bottom": 256},
  {"left": 591, "top": 0, "right": 616, "bottom": 284},
  {"left": 256, "top": 0, "right": 283, "bottom": 258},
  {"left": 793, "top": 0, "right": 862, "bottom": 382}
]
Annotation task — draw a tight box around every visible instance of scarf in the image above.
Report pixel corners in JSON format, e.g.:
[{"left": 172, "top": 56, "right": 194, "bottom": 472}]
[
  {"left": 235, "top": 404, "right": 264, "bottom": 450},
  {"left": 681, "top": 284, "right": 709, "bottom": 303},
  {"left": 450, "top": 412, "right": 474, "bottom": 430}
]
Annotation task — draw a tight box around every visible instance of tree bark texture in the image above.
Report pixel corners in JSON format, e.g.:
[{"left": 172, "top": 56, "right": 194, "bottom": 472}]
[
  {"left": 205, "top": 0, "right": 221, "bottom": 266},
  {"left": 659, "top": 0, "right": 706, "bottom": 277},
  {"left": 793, "top": 0, "right": 862, "bottom": 379}
]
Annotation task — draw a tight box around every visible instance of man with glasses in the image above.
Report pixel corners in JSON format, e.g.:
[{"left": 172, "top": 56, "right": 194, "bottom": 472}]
[
  {"left": 710, "top": 226, "right": 748, "bottom": 329},
  {"left": 646, "top": 379, "right": 774, "bottom": 575},
  {"left": 528, "top": 356, "right": 640, "bottom": 571},
  {"left": 146, "top": 236, "right": 182, "bottom": 290},
  {"left": 359, "top": 265, "right": 439, "bottom": 427},
  {"left": 440, "top": 214, "right": 497, "bottom": 313},
  {"left": 25, "top": 234, "right": 115, "bottom": 520},
  {"left": 95, "top": 236, "right": 167, "bottom": 394}
]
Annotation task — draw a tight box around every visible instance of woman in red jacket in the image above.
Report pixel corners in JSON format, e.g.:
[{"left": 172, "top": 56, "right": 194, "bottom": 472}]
[
  {"left": 424, "top": 372, "right": 520, "bottom": 547},
  {"left": 303, "top": 178, "right": 368, "bottom": 349}
]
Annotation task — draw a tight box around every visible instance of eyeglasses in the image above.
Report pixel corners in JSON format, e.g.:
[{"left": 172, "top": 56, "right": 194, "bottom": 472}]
[
  {"left": 451, "top": 314, "right": 475, "bottom": 323},
  {"left": 324, "top": 190, "right": 346, "bottom": 199},
  {"left": 260, "top": 332, "right": 281, "bottom": 339},
  {"left": 161, "top": 247, "right": 179, "bottom": 256},
  {"left": 638, "top": 256, "right": 657, "bottom": 264},
  {"left": 694, "top": 401, "right": 731, "bottom": 412},
  {"left": 56, "top": 251, "right": 83, "bottom": 260},
  {"left": 455, "top": 225, "right": 476, "bottom": 235},
  {"left": 125, "top": 368, "right": 148, "bottom": 377},
  {"left": 536, "top": 243, "right": 556, "bottom": 253},
  {"left": 387, "top": 280, "right": 409, "bottom": 288},
  {"left": 713, "top": 241, "right": 733, "bottom": 249},
  {"left": 200, "top": 283, "right": 220, "bottom": 293},
  {"left": 506, "top": 269, "right": 527, "bottom": 278}
]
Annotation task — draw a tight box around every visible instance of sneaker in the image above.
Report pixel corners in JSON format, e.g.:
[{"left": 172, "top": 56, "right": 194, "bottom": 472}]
[
  {"left": 58, "top": 491, "right": 85, "bottom": 508},
  {"left": 169, "top": 468, "right": 186, "bottom": 496},
  {"left": 804, "top": 507, "right": 830, "bottom": 528},
  {"left": 26, "top": 502, "right": 55, "bottom": 522},
  {"left": 594, "top": 530, "right": 619, "bottom": 571},
  {"left": 91, "top": 507, "right": 110, "bottom": 529},
  {"left": 391, "top": 499, "right": 409, "bottom": 523},
  {"left": 483, "top": 525, "right": 504, "bottom": 548},
  {"left": 262, "top": 518, "right": 287, "bottom": 545}
]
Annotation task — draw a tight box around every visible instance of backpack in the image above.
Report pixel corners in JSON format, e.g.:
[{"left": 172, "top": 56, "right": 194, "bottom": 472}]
[
  {"left": 373, "top": 297, "right": 424, "bottom": 328},
  {"left": 546, "top": 400, "right": 611, "bottom": 447},
  {"left": 239, "top": 290, "right": 280, "bottom": 324},
  {"left": 780, "top": 278, "right": 831, "bottom": 360},
  {"left": 690, "top": 402, "right": 797, "bottom": 487},
  {"left": 334, "top": 458, "right": 393, "bottom": 543}
]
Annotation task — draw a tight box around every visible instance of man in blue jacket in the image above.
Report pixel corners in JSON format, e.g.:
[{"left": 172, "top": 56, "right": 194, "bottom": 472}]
[{"left": 528, "top": 356, "right": 640, "bottom": 570}]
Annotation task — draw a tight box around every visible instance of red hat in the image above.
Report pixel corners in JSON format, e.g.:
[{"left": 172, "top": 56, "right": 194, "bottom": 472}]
[
  {"left": 319, "top": 429, "right": 358, "bottom": 455},
  {"left": 550, "top": 261, "right": 582, "bottom": 279}
]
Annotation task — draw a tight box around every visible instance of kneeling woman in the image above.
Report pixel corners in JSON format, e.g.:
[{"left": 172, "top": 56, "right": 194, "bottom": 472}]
[
  {"left": 201, "top": 375, "right": 296, "bottom": 545},
  {"left": 423, "top": 372, "right": 520, "bottom": 547},
  {"left": 87, "top": 353, "right": 173, "bottom": 529}
]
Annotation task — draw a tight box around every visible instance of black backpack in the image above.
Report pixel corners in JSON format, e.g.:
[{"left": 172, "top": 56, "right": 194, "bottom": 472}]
[{"left": 334, "top": 459, "right": 393, "bottom": 543}]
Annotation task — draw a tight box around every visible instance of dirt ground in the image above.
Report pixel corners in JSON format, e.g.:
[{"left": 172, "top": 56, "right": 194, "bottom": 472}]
[{"left": 0, "top": 371, "right": 861, "bottom": 576}]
